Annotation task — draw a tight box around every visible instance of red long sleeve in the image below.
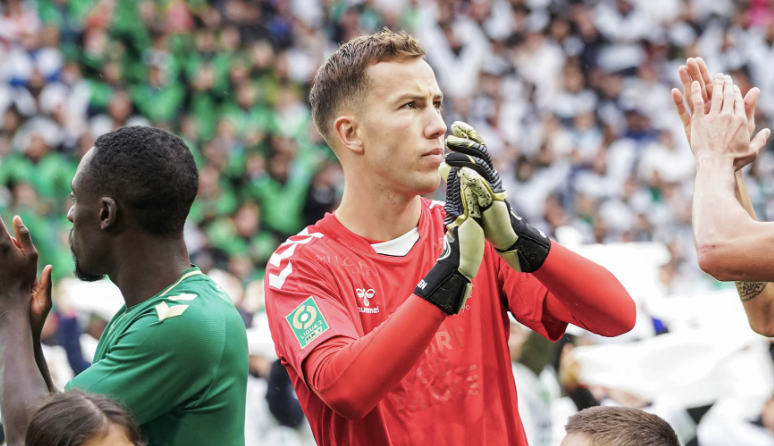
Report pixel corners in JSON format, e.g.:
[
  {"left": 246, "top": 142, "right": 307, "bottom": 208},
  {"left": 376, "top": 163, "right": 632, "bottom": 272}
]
[
  {"left": 302, "top": 295, "right": 446, "bottom": 420},
  {"left": 533, "top": 243, "right": 636, "bottom": 337}
]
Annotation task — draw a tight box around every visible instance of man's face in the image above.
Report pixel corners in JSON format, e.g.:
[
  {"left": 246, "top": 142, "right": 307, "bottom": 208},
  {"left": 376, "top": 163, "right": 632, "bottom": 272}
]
[
  {"left": 561, "top": 433, "right": 593, "bottom": 446},
  {"left": 355, "top": 58, "right": 447, "bottom": 196},
  {"left": 67, "top": 148, "right": 107, "bottom": 282}
]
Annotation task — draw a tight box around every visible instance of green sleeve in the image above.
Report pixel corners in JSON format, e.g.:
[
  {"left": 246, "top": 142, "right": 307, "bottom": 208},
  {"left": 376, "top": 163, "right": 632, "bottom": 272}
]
[{"left": 66, "top": 311, "right": 224, "bottom": 424}]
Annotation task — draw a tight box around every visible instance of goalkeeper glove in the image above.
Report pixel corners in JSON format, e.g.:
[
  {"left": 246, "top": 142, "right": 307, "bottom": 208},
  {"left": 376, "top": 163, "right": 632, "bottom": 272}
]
[
  {"left": 414, "top": 164, "right": 486, "bottom": 315},
  {"left": 444, "top": 121, "right": 551, "bottom": 273}
]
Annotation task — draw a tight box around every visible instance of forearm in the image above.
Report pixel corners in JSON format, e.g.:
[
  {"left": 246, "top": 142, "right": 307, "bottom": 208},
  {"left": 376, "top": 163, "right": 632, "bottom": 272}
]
[
  {"left": 731, "top": 170, "right": 774, "bottom": 335},
  {"left": 532, "top": 243, "right": 636, "bottom": 336},
  {"left": 693, "top": 156, "right": 760, "bottom": 279},
  {"left": 0, "top": 306, "right": 51, "bottom": 445},
  {"left": 734, "top": 170, "right": 758, "bottom": 219},
  {"left": 735, "top": 281, "right": 774, "bottom": 335},
  {"left": 303, "top": 295, "right": 445, "bottom": 419}
]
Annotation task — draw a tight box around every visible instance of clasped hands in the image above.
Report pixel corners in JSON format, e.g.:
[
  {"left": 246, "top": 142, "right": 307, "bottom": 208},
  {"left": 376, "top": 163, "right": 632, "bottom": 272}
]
[{"left": 671, "top": 57, "right": 771, "bottom": 169}]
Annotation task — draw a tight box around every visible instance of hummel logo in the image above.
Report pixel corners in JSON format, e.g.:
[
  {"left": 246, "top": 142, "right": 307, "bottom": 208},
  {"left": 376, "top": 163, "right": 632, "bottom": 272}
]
[
  {"left": 356, "top": 288, "right": 375, "bottom": 307},
  {"left": 356, "top": 288, "right": 379, "bottom": 314}
]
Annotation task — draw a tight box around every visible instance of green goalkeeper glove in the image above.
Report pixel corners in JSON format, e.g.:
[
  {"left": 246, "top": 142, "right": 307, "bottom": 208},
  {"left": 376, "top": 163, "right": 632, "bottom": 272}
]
[
  {"left": 444, "top": 121, "right": 551, "bottom": 273},
  {"left": 414, "top": 164, "right": 486, "bottom": 315}
]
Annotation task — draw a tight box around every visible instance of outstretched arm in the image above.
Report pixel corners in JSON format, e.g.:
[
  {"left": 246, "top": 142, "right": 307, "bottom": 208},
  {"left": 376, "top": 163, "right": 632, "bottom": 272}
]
[
  {"left": 0, "top": 217, "right": 53, "bottom": 445},
  {"left": 674, "top": 58, "right": 774, "bottom": 335},
  {"left": 532, "top": 244, "right": 635, "bottom": 337},
  {"left": 691, "top": 76, "right": 773, "bottom": 281},
  {"left": 672, "top": 59, "right": 774, "bottom": 282}
]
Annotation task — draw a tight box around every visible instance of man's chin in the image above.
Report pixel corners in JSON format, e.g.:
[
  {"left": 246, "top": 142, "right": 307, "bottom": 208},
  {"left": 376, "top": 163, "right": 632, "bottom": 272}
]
[{"left": 415, "top": 173, "right": 443, "bottom": 196}]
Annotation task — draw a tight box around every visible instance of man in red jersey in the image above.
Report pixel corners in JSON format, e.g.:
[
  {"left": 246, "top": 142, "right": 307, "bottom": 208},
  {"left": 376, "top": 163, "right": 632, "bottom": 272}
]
[{"left": 264, "top": 30, "right": 636, "bottom": 446}]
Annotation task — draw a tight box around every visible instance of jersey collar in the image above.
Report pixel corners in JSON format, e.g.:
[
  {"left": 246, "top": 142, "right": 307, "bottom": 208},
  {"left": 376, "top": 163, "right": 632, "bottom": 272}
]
[
  {"left": 157, "top": 265, "right": 203, "bottom": 297},
  {"left": 317, "top": 199, "right": 430, "bottom": 258},
  {"left": 120, "top": 265, "right": 203, "bottom": 314},
  {"left": 369, "top": 227, "right": 420, "bottom": 257}
]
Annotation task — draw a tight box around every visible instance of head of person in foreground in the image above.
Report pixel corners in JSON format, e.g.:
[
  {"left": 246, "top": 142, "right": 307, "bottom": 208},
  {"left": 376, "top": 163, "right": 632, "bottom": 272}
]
[
  {"left": 310, "top": 29, "right": 446, "bottom": 199},
  {"left": 25, "top": 390, "right": 145, "bottom": 446},
  {"left": 67, "top": 126, "right": 198, "bottom": 282},
  {"left": 561, "top": 406, "right": 680, "bottom": 446}
]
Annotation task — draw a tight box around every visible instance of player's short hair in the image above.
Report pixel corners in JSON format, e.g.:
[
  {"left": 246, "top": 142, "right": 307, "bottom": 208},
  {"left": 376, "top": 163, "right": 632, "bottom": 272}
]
[
  {"left": 565, "top": 406, "right": 679, "bottom": 446},
  {"left": 309, "top": 29, "right": 426, "bottom": 145},
  {"left": 91, "top": 126, "right": 198, "bottom": 236},
  {"left": 25, "top": 390, "right": 146, "bottom": 446}
]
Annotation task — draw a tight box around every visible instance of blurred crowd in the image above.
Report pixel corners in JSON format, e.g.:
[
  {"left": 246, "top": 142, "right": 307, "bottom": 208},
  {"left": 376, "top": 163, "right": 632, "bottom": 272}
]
[{"left": 2, "top": 0, "right": 774, "bottom": 444}]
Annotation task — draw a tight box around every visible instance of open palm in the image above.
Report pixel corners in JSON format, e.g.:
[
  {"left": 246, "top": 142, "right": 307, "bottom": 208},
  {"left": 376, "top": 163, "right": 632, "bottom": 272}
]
[{"left": 672, "top": 57, "right": 761, "bottom": 170}]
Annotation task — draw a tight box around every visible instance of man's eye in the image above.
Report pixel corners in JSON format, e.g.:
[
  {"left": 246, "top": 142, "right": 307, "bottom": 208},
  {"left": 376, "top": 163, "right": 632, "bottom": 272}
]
[
  {"left": 403, "top": 102, "right": 415, "bottom": 109},
  {"left": 434, "top": 102, "right": 443, "bottom": 111},
  {"left": 69, "top": 193, "right": 75, "bottom": 201}
]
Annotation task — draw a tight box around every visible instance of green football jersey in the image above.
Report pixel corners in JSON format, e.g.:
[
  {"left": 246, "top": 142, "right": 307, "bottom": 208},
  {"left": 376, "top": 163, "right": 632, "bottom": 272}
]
[{"left": 66, "top": 266, "right": 248, "bottom": 446}]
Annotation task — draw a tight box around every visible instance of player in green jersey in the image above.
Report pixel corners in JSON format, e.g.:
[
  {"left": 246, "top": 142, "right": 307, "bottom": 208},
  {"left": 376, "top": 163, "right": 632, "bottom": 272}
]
[{"left": 0, "top": 126, "right": 248, "bottom": 446}]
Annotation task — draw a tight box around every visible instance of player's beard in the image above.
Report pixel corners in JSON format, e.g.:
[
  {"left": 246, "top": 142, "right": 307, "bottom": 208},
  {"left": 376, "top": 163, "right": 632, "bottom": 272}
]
[{"left": 70, "top": 229, "right": 105, "bottom": 282}]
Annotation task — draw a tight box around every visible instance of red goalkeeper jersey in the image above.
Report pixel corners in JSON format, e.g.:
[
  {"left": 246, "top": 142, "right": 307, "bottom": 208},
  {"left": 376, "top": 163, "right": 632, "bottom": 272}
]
[{"left": 265, "top": 198, "right": 568, "bottom": 445}]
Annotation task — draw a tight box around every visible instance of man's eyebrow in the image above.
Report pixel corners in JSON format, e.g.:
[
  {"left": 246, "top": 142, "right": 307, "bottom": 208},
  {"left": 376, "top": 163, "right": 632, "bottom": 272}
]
[
  {"left": 393, "top": 92, "right": 445, "bottom": 104},
  {"left": 393, "top": 93, "right": 424, "bottom": 104}
]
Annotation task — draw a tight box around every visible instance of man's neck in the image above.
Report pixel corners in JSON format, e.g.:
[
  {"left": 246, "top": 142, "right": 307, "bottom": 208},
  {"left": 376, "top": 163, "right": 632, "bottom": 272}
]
[
  {"left": 108, "top": 236, "right": 192, "bottom": 308},
  {"left": 336, "top": 179, "right": 423, "bottom": 242}
]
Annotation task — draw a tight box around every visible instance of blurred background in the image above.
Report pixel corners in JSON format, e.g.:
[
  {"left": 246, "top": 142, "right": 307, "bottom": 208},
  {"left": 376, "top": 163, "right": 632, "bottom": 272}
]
[{"left": 1, "top": 0, "right": 774, "bottom": 444}]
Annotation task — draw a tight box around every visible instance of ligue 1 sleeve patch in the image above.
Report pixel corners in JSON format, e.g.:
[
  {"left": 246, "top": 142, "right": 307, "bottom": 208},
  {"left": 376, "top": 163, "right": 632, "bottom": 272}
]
[{"left": 285, "top": 296, "right": 330, "bottom": 349}]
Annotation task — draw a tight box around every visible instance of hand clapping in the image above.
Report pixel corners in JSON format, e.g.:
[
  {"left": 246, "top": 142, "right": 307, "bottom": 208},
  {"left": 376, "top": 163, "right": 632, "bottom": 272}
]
[
  {"left": 0, "top": 215, "right": 44, "bottom": 312},
  {"left": 671, "top": 58, "right": 770, "bottom": 171},
  {"left": 687, "top": 73, "right": 770, "bottom": 170}
]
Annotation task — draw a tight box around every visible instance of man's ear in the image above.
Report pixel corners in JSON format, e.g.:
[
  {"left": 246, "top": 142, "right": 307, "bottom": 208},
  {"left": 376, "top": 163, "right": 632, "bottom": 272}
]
[
  {"left": 99, "top": 197, "right": 118, "bottom": 230},
  {"left": 333, "top": 115, "right": 364, "bottom": 156}
]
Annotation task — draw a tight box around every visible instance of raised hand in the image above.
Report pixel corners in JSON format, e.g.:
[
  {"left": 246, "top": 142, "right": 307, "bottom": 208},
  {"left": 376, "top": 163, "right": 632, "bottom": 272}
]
[
  {"left": 8, "top": 217, "right": 53, "bottom": 337},
  {"left": 0, "top": 216, "right": 39, "bottom": 300},
  {"left": 444, "top": 121, "right": 551, "bottom": 273},
  {"left": 689, "top": 74, "right": 770, "bottom": 168},
  {"left": 672, "top": 58, "right": 766, "bottom": 170},
  {"left": 414, "top": 164, "right": 486, "bottom": 315}
]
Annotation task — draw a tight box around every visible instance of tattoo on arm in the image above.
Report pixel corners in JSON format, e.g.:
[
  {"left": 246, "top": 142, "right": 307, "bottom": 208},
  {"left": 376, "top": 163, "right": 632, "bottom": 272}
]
[{"left": 735, "top": 281, "right": 767, "bottom": 302}]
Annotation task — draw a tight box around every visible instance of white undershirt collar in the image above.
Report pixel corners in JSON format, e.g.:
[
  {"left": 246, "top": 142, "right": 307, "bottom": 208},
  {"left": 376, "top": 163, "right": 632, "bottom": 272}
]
[{"left": 370, "top": 227, "right": 420, "bottom": 257}]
